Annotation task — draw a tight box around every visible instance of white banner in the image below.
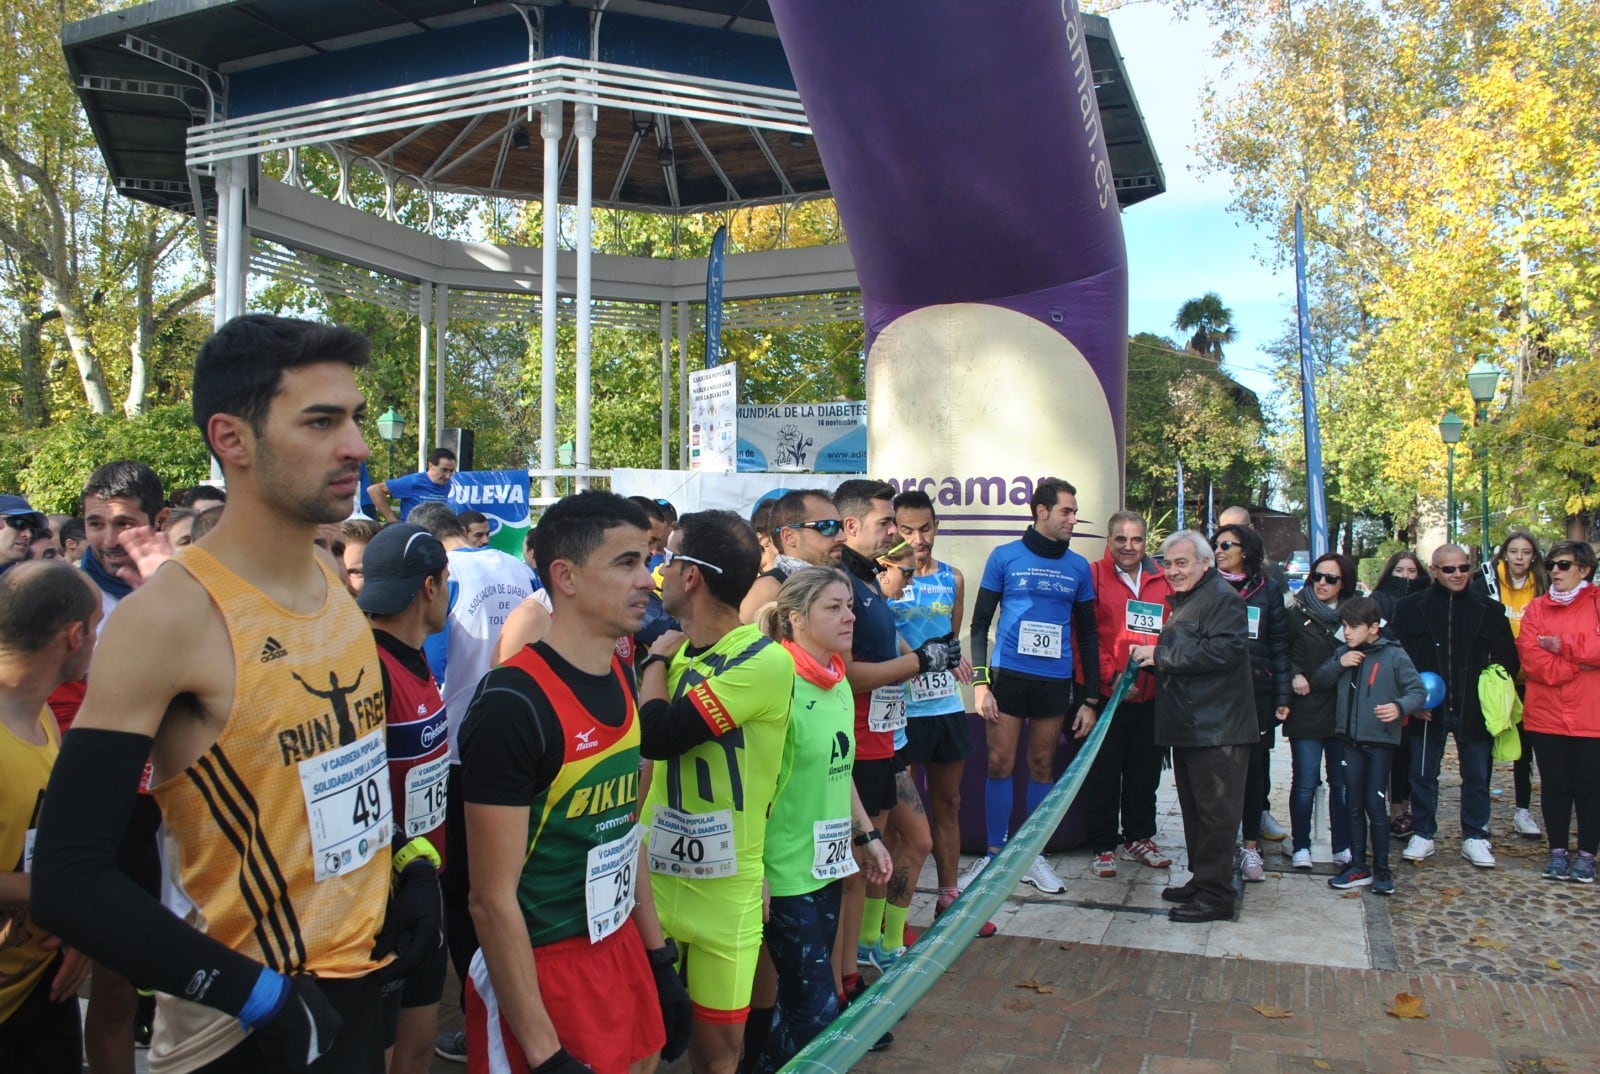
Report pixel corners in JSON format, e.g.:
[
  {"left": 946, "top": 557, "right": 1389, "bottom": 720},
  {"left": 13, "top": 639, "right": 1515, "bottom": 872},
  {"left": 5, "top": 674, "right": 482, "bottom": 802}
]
[
  {"left": 688, "top": 364, "right": 739, "bottom": 473},
  {"left": 612, "top": 469, "right": 850, "bottom": 515},
  {"left": 735, "top": 402, "right": 867, "bottom": 473}
]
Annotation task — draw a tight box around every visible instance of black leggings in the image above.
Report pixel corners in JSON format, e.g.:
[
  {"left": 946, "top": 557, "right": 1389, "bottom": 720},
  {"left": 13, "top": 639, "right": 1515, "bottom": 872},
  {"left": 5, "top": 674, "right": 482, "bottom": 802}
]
[{"left": 1528, "top": 732, "right": 1600, "bottom": 855}]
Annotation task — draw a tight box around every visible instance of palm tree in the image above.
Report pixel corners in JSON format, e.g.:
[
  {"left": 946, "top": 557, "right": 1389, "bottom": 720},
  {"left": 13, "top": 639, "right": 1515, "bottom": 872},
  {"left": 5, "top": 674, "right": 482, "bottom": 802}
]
[{"left": 1173, "top": 293, "right": 1238, "bottom": 361}]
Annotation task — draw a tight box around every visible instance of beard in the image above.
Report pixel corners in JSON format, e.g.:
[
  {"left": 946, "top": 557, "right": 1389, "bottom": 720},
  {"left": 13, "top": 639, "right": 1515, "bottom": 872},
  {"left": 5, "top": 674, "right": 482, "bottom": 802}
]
[{"left": 256, "top": 438, "right": 359, "bottom": 525}]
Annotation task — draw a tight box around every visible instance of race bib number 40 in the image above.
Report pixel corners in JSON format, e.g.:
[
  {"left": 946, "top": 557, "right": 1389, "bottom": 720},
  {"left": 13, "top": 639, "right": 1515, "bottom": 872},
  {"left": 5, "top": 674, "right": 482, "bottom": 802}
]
[
  {"left": 585, "top": 823, "right": 643, "bottom": 944},
  {"left": 1017, "top": 620, "right": 1062, "bottom": 659},
  {"left": 647, "top": 807, "right": 737, "bottom": 878},
  {"left": 300, "top": 730, "right": 392, "bottom": 882},
  {"left": 867, "top": 685, "right": 908, "bottom": 733},
  {"left": 811, "top": 818, "right": 859, "bottom": 881}
]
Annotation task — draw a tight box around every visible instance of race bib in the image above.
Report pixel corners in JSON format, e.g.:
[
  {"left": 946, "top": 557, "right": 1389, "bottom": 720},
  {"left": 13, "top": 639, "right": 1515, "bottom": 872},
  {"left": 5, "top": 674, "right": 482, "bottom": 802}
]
[
  {"left": 22, "top": 828, "right": 36, "bottom": 874},
  {"left": 1017, "top": 620, "right": 1062, "bottom": 659},
  {"left": 908, "top": 669, "right": 959, "bottom": 704},
  {"left": 584, "top": 823, "right": 643, "bottom": 943},
  {"left": 403, "top": 755, "right": 450, "bottom": 838},
  {"left": 1125, "top": 600, "right": 1164, "bottom": 635},
  {"left": 867, "top": 685, "right": 908, "bottom": 733},
  {"left": 647, "top": 806, "right": 737, "bottom": 878},
  {"left": 1247, "top": 606, "right": 1262, "bottom": 640},
  {"left": 299, "top": 730, "right": 392, "bottom": 883},
  {"left": 811, "top": 818, "right": 859, "bottom": 881}
]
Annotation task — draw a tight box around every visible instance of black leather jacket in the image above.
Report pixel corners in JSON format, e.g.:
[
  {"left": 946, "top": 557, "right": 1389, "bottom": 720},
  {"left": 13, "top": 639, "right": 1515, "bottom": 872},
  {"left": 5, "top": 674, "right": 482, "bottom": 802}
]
[{"left": 1152, "top": 568, "right": 1259, "bottom": 748}]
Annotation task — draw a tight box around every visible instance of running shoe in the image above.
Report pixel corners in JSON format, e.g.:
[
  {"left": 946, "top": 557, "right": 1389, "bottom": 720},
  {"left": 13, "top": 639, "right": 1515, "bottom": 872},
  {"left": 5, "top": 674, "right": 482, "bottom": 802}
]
[
  {"left": 1239, "top": 847, "right": 1266, "bottom": 883},
  {"left": 435, "top": 1030, "right": 468, "bottom": 1064},
  {"left": 1513, "top": 808, "right": 1542, "bottom": 838},
  {"left": 956, "top": 853, "right": 992, "bottom": 892},
  {"left": 1118, "top": 838, "right": 1173, "bottom": 868},
  {"left": 1542, "top": 849, "right": 1571, "bottom": 881},
  {"left": 1371, "top": 868, "right": 1395, "bottom": 896},
  {"left": 1333, "top": 848, "right": 1353, "bottom": 867},
  {"left": 934, "top": 893, "right": 998, "bottom": 938},
  {"left": 1572, "top": 851, "right": 1597, "bottom": 884},
  {"left": 1327, "top": 865, "right": 1373, "bottom": 890},
  {"left": 1291, "top": 848, "right": 1313, "bottom": 871},
  {"left": 1021, "top": 856, "right": 1065, "bottom": 894},
  {"left": 1259, "top": 811, "right": 1289, "bottom": 841},
  {"left": 1461, "top": 838, "right": 1497, "bottom": 868},
  {"left": 867, "top": 941, "right": 907, "bottom": 970},
  {"left": 1091, "top": 851, "right": 1117, "bottom": 877}
]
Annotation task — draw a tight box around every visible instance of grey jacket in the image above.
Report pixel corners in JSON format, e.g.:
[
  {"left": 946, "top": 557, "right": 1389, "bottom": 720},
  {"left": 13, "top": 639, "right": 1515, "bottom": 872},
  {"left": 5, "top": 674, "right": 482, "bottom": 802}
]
[
  {"left": 1152, "top": 568, "right": 1258, "bottom": 748},
  {"left": 1312, "top": 636, "right": 1428, "bottom": 748}
]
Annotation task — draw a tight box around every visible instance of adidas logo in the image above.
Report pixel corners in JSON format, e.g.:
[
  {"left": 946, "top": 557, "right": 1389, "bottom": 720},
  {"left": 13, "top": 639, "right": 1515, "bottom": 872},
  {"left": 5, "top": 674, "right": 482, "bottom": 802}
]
[{"left": 259, "top": 636, "right": 288, "bottom": 664}]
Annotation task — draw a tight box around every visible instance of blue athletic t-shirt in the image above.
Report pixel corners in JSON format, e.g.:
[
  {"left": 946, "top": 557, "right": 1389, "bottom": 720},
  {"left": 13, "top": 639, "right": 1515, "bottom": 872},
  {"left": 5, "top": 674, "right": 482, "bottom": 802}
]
[
  {"left": 890, "top": 562, "right": 964, "bottom": 719},
  {"left": 980, "top": 540, "right": 1094, "bottom": 681},
  {"left": 386, "top": 470, "right": 452, "bottom": 519}
]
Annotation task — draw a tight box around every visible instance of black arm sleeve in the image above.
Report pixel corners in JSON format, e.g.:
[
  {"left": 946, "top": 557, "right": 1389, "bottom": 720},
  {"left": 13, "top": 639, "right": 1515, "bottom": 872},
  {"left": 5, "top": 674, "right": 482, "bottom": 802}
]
[
  {"left": 1073, "top": 599, "right": 1101, "bottom": 698},
  {"left": 969, "top": 587, "right": 1002, "bottom": 669},
  {"left": 637, "top": 696, "right": 720, "bottom": 760},
  {"left": 32, "top": 728, "right": 268, "bottom": 1017}
]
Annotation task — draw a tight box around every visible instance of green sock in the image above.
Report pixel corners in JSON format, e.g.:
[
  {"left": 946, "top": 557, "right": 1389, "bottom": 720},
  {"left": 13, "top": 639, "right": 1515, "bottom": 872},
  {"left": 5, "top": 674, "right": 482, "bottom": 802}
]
[
  {"left": 859, "top": 896, "right": 886, "bottom": 947},
  {"left": 882, "top": 901, "right": 909, "bottom": 950}
]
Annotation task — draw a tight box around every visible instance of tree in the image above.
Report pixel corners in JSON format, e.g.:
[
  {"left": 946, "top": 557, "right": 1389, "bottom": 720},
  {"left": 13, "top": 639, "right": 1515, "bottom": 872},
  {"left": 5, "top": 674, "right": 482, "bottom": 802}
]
[{"left": 1173, "top": 292, "right": 1238, "bottom": 361}]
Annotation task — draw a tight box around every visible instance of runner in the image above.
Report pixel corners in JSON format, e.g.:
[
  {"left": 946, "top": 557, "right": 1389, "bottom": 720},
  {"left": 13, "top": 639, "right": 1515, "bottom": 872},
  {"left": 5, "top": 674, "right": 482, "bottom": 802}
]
[
  {"left": 738, "top": 489, "right": 845, "bottom": 622},
  {"left": 32, "top": 315, "right": 442, "bottom": 1073},
  {"left": 357, "top": 523, "right": 453, "bottom": 1074},
  {"left": 962, "top": 477, "right": 1100, "bottom": 896},
  {"left": 0, "top": 561, "right": 100, "bottom": 1073},
  {"left": 461, "top": 491, "right": 690, "bottom": 1074},
  {"left": 634, "top": 510, "right": 792, "bottom": 1074}
]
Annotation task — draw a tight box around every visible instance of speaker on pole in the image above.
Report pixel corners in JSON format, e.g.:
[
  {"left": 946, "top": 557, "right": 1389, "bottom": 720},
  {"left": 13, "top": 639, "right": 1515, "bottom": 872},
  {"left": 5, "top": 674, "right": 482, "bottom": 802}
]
[{"left": 441, "top": 427, "right": 475, "bottom": 472}]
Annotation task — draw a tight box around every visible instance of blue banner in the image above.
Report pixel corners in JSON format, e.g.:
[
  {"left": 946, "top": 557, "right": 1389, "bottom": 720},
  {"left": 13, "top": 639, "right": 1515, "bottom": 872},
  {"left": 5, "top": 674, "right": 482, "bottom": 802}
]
[
  {"left": 705, "top": 225, "right": 727, "bottom": 367},
  {"left": 446, "top": 469, "right": 531, "bottom": 556},
  {"left": 1296, "top": 202, "right": 1330, "bottom": 558}
]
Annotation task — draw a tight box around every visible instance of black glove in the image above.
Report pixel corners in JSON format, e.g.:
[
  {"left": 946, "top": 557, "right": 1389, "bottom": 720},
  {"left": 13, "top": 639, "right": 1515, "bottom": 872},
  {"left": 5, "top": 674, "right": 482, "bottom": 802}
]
[
  {"left": 251, "top": 975, "right": 341, "bottom": 1071},
  {"left": 648, "top": 942, "right": 693, "bottom": 1062},
  {"left": 914, "top": 633, "right": 959, "bottom": 675},
  {"left": 371, "top": 861, "right": 443, "bottom": 983},
  {"left": 528, "top": 1047, "right": 594, "bottom": 1074}
]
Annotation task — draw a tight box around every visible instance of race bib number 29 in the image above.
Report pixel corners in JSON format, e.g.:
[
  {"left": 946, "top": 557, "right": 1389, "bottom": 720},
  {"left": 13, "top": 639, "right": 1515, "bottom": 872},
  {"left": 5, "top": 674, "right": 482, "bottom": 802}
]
[{"left": 585, "top": 824, "right": 643, "bottom": 943}]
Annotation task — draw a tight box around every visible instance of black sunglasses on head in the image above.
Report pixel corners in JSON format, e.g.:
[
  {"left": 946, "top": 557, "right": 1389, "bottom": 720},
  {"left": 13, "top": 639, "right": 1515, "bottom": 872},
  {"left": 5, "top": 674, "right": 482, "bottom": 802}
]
[
  {"left": 1311, "top": 571, "right": 1342, "bottom": 585},
  {"left": 786, "top": 519, "right": 844, "bottom": 538},
  {"left": 1546, "top": 558, "right": 1576, "bottom": 572},
  {"left": 1435, "top": 564, "right": 1470, "bottom": 575}
]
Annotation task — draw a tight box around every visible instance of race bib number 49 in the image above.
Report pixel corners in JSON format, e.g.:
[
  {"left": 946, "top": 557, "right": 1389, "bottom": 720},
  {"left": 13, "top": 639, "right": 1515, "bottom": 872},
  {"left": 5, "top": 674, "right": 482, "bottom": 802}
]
[
  {"left": 647, "top": 807, "right": 737, "bottom": 878},
  {"left": 300, "top": 730, "right": 392, "bottom": 882}
]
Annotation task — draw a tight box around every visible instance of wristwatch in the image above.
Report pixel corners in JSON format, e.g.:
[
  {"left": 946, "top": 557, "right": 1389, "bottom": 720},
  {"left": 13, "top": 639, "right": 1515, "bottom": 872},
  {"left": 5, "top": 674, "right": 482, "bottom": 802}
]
[
  {"left": 646, "top": 939, "right": 679, "bottom": 967},
  {"left": 853, "top": 827, "right": 883, "bottom": 847},
  {"left": 392, "top": 836, "right": 440, "bottom": 875},
  {"left": 640, "top": 652, "right": 672, "bottom": 675}
]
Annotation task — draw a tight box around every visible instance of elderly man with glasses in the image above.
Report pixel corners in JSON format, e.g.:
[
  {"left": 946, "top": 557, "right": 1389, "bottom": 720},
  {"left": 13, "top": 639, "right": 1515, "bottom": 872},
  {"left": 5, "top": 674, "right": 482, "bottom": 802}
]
[{"left": 1389, "top": 543, "right": 1519, "bottom": 867}]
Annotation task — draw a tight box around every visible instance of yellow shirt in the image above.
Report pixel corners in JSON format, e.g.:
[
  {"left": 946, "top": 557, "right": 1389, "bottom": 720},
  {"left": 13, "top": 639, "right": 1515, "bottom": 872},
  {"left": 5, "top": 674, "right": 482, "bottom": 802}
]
[
  {"left": 1497, "top": 563, "right": 1538, "bottom": 638},
  {"left": 0, "top": 709, "right": 60, "bottom": 1022}
]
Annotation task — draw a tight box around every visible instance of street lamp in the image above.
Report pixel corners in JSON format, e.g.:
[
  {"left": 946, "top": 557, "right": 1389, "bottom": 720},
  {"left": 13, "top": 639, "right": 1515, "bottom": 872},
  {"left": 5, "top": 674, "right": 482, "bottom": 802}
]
[
  {"left": 377, "top": 407, "right": 407, "bottom": 476},
  {"left": 1465, "top": 357, "right": 1503, "bottom": 563},
  {"left": 1439, "top": 410, "right": 1464, "bottom": 545}
]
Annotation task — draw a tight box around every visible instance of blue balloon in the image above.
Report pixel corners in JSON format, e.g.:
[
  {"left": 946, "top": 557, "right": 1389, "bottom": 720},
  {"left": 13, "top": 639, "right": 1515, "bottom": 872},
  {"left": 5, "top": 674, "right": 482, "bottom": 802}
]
[{"left": 1419, "top": 671, "right": 1446, "bottom": 710}]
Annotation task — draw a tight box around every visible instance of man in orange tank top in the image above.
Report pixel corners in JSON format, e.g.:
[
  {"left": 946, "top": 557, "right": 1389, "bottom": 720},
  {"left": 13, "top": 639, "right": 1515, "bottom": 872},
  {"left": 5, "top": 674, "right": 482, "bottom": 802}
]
[{"left": 34, "top": 315, "right": 443, "bottom": 1074}]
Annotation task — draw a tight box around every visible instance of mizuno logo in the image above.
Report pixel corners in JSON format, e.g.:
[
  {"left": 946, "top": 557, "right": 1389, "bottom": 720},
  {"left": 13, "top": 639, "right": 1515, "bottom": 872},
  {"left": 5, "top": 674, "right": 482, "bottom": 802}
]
[
  {"left": 574, "top": 727, "right": 599, "bottom": 751},
  {"left": 259, "top": 637, "right": 288, "bottom": 663}
]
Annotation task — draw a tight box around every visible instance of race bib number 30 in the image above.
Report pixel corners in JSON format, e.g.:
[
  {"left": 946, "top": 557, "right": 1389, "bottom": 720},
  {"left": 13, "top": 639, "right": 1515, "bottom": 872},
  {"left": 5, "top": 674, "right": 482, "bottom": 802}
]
[
  {"left": 647, "top": 807, "right": 737, "bottom": 878},
  {"left": 585, "top": 824, "right": 643, "bottom": 943},
  {"left": 300, "top": 730, "right": 392, "bottom": 882},
  {"left": 811, "top": 818, "right": 858, "bottom": 881},
  {"left": 1125, "top": 600, "right": 1164, "bottom": 635},
  {"left": 867, "top": 686, "right": 908, "bottom": 733},
  {"left": 908, "top": 670, "right": 959, "bottom": 704},
  {"left": 1017, "top": 620, "right": 1062, "bottom": 659},
  {"left": 403, "top": 755, "right": 450, "bottom": 838}
]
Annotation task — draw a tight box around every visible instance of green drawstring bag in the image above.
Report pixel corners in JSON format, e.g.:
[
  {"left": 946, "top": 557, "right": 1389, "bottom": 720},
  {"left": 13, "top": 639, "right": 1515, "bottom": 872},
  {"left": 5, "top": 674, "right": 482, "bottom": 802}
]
[{"left": 1479, "top": 663, "right": 1523, "bottom": 761}]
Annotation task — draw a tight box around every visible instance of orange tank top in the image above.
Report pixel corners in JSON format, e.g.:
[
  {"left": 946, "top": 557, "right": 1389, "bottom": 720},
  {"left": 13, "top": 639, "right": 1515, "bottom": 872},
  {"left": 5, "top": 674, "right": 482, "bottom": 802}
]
[{"left": 152, "top": 546, "right": 390, "bottom": 977}]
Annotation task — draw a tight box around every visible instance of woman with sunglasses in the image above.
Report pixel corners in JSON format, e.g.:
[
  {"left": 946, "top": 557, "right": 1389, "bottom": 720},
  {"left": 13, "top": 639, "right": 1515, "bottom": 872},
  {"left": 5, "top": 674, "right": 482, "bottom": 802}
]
[
  {"left": 1211, "top": 524, "right": 1292, "bottom": 881},
  {"left": 1282, "top": 553, "right": 1358, "bottom": 870},
  {"left": 1515, "top": 541, "right": 1600, "bottom": 883},
  {"left": 751, "top": 567, "right": 892, "bottom": 1073},
  {"left": 1370, "top": 549, "right": 1429, "bottom": 835},
  {"left": 1482, "top": 530, "right": 1550, "bottom": 839}
]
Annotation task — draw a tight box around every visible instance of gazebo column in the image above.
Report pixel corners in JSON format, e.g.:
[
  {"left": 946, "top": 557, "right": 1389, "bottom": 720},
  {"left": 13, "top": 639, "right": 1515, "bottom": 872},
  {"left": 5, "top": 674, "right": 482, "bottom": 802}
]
[
  {"left": 677, "top": 300, "right": 690, "bottom": 468},
  {"left": 574, "top": 102, "right": 597, "bottom": 490},
  {"left": 538, "top": 102, "right": 562, "bottom": 500},
  {"left": 434, "top": 284, "right": 448, "bottom": 464},
  {"left": 659, "top": 301, "right": 672, "bottom": 468},
  {"left": 417, "top": 281, "right": 432, "bottom": 471}
]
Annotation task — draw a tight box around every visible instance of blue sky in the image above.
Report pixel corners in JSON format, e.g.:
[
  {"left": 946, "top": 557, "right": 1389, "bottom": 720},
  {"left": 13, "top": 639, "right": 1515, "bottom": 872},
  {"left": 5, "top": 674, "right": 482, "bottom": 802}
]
[{"left": 1109, "top": 3, "right": 1292, "bottom": 409}]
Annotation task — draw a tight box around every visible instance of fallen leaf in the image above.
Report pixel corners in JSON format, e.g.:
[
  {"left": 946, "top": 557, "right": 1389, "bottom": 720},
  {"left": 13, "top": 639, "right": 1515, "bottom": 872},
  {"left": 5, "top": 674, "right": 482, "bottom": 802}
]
[
  {"left": 1386, "top": 992, "right": 1428, "bottom": 1019},
  {"left": 1339, "top": 891, "right": 1363, "bottom": 899},
  {"left": 1546, "top": 958, "right": 1562, "bottom": 970},
  {"left": 1015, "top": 979, "right": 1055, "bottom": 994},
  {"left": 1312, "top": 1062, "right": 1333, "bottom": 1071},
  {"left": 1437, "top": 887, "right": 1464, "bottom": 899},
  {"left": 1468, "top": 935, "right": 1509, "bottom": 951},
  {"left": 1252, "top": 1003, "right": 1294, "bottom": 1019}
]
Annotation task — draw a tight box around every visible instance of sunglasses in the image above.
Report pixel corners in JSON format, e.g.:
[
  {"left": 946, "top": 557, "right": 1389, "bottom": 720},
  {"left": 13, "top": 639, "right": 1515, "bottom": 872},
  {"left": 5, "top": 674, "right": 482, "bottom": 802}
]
[
  {"left": 786, "top": 519, "right": 844, "bottom": 538},
  {"left": 1546, "top": 559, "right": 1576, "bottom": 572},
  {"left": 661, "top": 547, "right": 723, "bottom": 574},
  {"left": 1215, "top": 540, "right": 1240, "bottom": 551},
  {"left": 1311, "top": 571, "right": 1343, "bottom": 585},
  {"left": 3, "top": 516, "right": 35, "bottom": 531},
  {"left": 876, "top": 563, "right": 913, "bottom": 579},
  {"left": 1435, "top": 564, "right": 1471, "bottom": 575}
]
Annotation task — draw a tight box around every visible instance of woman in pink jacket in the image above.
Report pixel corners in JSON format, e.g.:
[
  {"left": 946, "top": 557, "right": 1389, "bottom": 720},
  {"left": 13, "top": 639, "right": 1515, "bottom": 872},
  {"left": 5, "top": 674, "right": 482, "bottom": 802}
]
[{"left": 1516, "top": 540, "right": 1600, "bottom": 883}]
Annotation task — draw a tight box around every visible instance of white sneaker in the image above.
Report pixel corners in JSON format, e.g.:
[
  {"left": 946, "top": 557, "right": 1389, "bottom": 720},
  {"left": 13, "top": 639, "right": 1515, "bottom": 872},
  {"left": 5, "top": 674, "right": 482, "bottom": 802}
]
[
  {"left": 1461, "top": 838, "right": 1497, "bottom": 868},
  {"left": 1021, "top": 855, "right": 1065, "bottom": 894},
  {"left": 1291, "top": 848, "right": 1313, "bottom": 870},
  {"left": 1402, "top": 835, "right": 1435, "bottom": 862},
  {"left": 1333, "top": 848, "right": 1353, "bottom": 867},
  {"left": 1239, "top": 847, "right": 1267, "bottom": 882},
  {"left": 957, "top": 854, "right": 992, "bottom": 892},
  {"left": 1259, "top": 811, "right": 1289, "bottom": 841},
  {"left": 1514, "top": 808, "right": 1542, "bottom": 838}
]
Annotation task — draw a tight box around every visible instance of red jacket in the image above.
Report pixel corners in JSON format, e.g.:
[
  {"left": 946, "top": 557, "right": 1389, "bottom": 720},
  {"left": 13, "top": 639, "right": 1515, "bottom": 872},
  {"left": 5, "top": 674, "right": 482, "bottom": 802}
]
[
  {"left": 1075, "top": 553, "right": 1173, "bottom": 704},
  {"left": 1516, "top": 586, "right": 1600, "bottom": 738}
]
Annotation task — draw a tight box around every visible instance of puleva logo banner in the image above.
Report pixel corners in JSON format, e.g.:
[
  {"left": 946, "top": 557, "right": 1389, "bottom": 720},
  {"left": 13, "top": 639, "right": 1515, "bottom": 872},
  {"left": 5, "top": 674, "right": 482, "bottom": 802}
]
[{"left": 447, "top": 470, "right": 531, "bottom": 557}]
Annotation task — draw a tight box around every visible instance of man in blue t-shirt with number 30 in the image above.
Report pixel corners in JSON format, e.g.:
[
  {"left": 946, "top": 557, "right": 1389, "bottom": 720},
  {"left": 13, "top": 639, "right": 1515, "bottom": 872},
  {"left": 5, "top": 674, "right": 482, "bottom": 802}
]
[{"left": 961, "top": 477, "right": 1100, "bottom": 897}]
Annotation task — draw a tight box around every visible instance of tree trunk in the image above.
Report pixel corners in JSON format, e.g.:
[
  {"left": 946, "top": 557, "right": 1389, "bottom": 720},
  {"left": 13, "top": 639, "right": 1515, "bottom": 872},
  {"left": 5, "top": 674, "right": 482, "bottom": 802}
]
[
  {"left": 124, "top": 251, "right": 155, "bottom": 418},
  {"left": 51, "top": 288, "right": 112, "bottom": 415},
  {"left": 17, "top": 310, "right": 49, "bottom": 426}
]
